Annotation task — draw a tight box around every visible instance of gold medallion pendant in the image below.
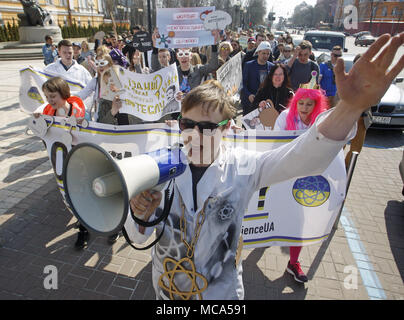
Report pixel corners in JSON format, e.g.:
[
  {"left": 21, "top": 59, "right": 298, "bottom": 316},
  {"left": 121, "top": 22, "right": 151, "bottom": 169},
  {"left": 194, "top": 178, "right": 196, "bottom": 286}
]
[
  {"left": 158, "top": 197, "right": 208, "bottom": 300},
  {"left": 158, "top": 256, "right": 208, "bottom": 300}
]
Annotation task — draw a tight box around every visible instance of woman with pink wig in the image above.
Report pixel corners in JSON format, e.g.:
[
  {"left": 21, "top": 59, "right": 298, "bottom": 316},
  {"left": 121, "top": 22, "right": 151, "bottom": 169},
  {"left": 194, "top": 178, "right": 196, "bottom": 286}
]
[
  {"left": 274, "top": 77, "right": 329, "bottom": 283},
  {"left": 275, "top": 86, "right": 329, "bottom": 131}
]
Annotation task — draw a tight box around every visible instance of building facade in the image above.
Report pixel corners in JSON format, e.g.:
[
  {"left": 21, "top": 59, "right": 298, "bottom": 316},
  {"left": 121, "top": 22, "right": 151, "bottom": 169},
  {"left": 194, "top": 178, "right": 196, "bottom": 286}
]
[
  {"left": 0, "top": 0, "right": 106, "bottom": 27},
  {"left": 334, "top": 0, "right": 403, "bottom": 35},
  {"left": 357, "top": 0, "right": 404, "bottom": 35}
]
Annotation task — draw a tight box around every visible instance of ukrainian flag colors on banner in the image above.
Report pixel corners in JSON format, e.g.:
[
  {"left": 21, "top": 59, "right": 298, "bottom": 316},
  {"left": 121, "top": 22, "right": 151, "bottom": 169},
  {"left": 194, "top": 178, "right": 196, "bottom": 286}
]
[
  {"left": 19, "top": 67, "right": 87, "bottom": 114},
  {"left": 32, "top": 116, "right": 346, "bottom": 248}
]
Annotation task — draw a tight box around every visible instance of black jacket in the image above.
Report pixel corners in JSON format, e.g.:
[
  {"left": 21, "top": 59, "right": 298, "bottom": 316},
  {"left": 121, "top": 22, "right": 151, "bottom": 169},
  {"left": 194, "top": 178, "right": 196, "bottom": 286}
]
[{"left": 251, "top": 85, "right": 294, "bottom": 115}]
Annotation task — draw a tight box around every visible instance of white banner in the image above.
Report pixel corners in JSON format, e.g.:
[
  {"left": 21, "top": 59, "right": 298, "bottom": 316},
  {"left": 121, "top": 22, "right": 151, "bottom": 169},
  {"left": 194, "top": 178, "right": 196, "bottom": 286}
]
[
  {"left": 19, "top": 67, "right": 87, "bottom": 114},
  {"left": 118, "top": 63, "right": 181, "bottom": 121},
  {"left": 216, "top": 52, "right": 242, "bottom": 99},
  {"left": 33, "top": 117, "right": 346, "bottom": 248}
]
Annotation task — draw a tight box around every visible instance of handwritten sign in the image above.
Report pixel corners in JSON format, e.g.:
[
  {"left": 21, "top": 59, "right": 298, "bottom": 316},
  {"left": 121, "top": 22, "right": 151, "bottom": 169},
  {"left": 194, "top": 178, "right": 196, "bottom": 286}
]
[
  {"left": 156, "top": 7, "right": 216, "bottom": 49},
  {"left": 118, "top": 63, "right": 181, "bottom": 121},
  {"left": 203, "top": 10, "right": 232, "bottom": 31}
]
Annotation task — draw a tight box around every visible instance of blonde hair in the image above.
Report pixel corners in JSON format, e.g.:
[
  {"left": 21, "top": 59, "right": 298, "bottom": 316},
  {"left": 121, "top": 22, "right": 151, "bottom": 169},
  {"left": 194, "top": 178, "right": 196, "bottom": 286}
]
[
  {"left": 219, "top": 41, "right": 233, "bottom": 54},
  {"left": 81, "top": 40, "right": 89, "bottom": 52},
  {"left": 181, "top": 80, "right": 236, "bottom": 120},
  {"left": 190, "top": 52, "right": 202, "bottom": 66},
  {"left": 96, "top": 45, "right": 110, "bottom": 56}
]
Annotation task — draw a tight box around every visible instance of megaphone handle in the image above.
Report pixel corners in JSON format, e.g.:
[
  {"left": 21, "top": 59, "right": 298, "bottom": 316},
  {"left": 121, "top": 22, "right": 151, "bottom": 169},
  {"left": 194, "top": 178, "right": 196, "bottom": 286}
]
[
  {"left": 130, "top": 180, "right": 174, "bottom": 228},
  {"left": 123, "top": 180, "right": 175, "bottom": 250}
]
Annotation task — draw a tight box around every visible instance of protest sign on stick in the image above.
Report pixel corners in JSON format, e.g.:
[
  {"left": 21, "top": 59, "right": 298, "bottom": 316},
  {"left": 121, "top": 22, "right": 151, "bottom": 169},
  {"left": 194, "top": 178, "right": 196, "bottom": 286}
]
[{"left": 156, "top": 7, "right": 216, "bottom": 48}]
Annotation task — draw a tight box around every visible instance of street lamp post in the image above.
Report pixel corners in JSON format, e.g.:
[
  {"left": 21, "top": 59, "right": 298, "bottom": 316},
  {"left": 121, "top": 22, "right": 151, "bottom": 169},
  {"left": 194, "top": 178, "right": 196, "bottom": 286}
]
[{"left": 147, "top": 0, "right": 152, "bottom": 34}]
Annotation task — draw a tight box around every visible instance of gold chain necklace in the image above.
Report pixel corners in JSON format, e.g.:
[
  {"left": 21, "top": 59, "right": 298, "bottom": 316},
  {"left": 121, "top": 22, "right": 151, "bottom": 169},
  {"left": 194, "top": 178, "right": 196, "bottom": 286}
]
[{"left": 158, "top": 196, "right": 208, "bottom": 300}]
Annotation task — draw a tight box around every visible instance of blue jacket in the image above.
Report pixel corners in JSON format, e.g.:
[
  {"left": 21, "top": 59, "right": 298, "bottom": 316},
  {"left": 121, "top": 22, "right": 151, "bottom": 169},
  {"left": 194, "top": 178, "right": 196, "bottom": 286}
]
[
  {"left": 319, "top": 62, "right": 337, "bottom": 97},
  {"left": 42, "top": 44, "right": 58, "bottom": 65},
  {"left": 241, "top": 59, "right": 274, "bottom": 113}
]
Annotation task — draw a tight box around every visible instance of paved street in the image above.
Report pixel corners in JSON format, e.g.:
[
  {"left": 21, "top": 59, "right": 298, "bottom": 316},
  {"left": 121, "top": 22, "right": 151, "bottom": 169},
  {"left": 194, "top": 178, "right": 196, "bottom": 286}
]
[{"left": 0, "top": 40, "right": 403, "bottom": 301}]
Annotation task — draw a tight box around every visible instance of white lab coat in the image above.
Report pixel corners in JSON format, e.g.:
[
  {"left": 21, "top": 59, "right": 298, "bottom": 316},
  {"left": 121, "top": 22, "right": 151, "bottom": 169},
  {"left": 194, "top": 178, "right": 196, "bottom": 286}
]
[
  {"left": 124, "top": 109, "right": 356, "bottom": 300},
  {"left": 44, "top": 58, "right": 92, "bottom": 87}
]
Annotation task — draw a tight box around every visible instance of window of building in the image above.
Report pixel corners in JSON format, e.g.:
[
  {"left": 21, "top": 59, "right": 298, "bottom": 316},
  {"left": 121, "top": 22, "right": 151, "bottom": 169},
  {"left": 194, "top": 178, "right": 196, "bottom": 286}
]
[{"left": 382, "top": 6, "right": 388, "bottom": 16}]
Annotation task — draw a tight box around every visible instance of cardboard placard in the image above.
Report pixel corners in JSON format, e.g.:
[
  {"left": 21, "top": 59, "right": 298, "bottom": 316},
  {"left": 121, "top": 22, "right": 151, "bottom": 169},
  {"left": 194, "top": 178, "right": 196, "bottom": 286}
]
[{"left": 132, "top": 32, "right": 153, "bottom": 52}]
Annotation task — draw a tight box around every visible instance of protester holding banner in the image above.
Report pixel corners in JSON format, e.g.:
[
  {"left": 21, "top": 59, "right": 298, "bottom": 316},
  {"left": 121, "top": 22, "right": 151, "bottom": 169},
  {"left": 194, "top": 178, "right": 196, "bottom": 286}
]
[
  {"left": 76, "top": 52, "right": 113, "bottom": 121},
  {"left": 44, "top": 40, "right": 92, "bottom": 87},
  {"left": 252, "top": 64, "right": 294, "bottom": 114},
  {"left": 123, "top": 33, "right": 404, "bottom": 299},
  {"left": 273, "top": 74, "right": 329, "bottom": 283},
  {"left": 176, "top": 38, "right": 220, "bottom": 94},
  {"left": 128, "top": 49, "right": 149, "bottom": 74},
  {"left": 39, "top": 76, "right": 90, "bottom": 248},
  {"left": 40, "top": 77, "right": 86, "bottom": 118},
  {"left": 151, "top": 30, "right": 173, "bottom": 73}
]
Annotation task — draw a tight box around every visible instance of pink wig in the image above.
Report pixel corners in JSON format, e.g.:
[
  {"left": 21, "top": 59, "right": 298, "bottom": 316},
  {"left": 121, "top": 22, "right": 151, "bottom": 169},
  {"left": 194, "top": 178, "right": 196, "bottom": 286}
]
[{"left": 285, "top": 88, "right": 329, "bottom": 130}]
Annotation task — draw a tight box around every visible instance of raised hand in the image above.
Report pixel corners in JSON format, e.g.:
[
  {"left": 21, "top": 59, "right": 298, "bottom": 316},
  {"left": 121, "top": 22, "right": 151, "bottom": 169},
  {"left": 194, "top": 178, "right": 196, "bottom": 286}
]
[
  {"left": 318, "top": 32, "right": 404, "bottom": 141},
  {"left": 335, "top": 32, "right": 404, "bottom": 112}
]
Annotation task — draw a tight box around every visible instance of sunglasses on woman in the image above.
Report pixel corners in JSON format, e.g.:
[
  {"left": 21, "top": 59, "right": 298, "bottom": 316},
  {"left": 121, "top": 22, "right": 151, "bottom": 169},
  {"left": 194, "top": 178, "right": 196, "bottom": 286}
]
[
  {"left": 94, "top": 59, "right": 109, "bottom": 67},
  {"left": 178, "top": 115, "right": 229, "bottom": 136}
]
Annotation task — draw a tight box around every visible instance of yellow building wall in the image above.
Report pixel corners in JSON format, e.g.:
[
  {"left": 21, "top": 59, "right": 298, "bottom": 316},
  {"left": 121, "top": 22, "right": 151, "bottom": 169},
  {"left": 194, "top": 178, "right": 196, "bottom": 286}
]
[
  {"left": 0, "top": 0, "right": 105, "bottom": 27},
  {"left": 373, "top": 2, "right": 403, "bottom": 20},
  {"left": 359, "top": 1, "right": 403, "bottom": 22}
]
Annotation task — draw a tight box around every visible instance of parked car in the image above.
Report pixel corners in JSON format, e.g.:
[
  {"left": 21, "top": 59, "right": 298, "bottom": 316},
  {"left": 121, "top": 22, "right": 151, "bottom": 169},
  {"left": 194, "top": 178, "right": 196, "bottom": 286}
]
[
  {"left": 316, "top": 52, "right": 404, "bottom": 130},
  {"left": 352, "top": 31, "right": 371, "bottom": 38},
  {"left": 354, "top": 34, "right": 377, "bottom": 46}
]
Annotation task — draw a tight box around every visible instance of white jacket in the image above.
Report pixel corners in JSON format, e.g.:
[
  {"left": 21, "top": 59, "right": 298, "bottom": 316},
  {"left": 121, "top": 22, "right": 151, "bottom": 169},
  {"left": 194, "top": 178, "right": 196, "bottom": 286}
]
[
  {"left": 124, "top": 109, "right": 356, "bottom": 300},
  {"left": 44, "top": 59, "right": 92, "bottom": 87}
]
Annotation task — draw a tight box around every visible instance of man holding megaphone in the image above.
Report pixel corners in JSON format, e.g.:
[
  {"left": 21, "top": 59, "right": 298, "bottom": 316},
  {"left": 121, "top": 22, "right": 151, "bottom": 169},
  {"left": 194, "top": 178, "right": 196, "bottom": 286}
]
[{"left": 67, "top": 34, "right": 404, "bottom": 300}]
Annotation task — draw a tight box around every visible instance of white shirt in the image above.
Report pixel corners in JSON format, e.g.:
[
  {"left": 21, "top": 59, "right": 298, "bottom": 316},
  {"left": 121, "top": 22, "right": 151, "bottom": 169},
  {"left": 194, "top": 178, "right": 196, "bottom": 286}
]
[
  {"left": 124, "top": 109, "right": 356, "bottom": 300},
  {"left": 274, "top": 108, "right": 310, "bottom": 131},
  {"left": 44, "top": 58, "right": 92, "bottom": 87}
]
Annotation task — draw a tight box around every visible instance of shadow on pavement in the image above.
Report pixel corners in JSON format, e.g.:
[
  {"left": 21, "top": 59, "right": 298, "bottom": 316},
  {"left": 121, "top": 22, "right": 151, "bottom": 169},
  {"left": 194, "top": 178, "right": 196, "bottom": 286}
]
[
  {"left": 364, "top": 129, "right": 404, "bottom": 149},
  {"left": 242, "top": 247, "right": 308, "bottom": 299},
  {"left": 0, "top": 179, "right": 155, "bottom": 300},
  {"left": 384, "top": 200, "right": 404, "bottom": 282}
]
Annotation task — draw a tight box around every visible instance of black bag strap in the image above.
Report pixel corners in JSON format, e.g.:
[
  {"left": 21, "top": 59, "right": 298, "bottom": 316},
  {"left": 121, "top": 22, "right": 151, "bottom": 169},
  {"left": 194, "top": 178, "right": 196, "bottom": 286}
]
[{"left": 121, "top": 180, "right": 175, "bottom": 251}]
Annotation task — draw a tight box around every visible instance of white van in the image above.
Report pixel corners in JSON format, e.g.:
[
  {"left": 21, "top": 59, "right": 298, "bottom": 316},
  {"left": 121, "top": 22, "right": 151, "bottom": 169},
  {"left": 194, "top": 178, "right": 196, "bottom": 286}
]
[{"left": 303, "top": 30, "right": 347, "bottom": 52}]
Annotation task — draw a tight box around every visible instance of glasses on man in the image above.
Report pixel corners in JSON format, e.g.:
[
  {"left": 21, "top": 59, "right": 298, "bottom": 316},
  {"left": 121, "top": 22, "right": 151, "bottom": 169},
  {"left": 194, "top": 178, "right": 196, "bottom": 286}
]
[
  {"left": 178, "top": 115, "right": 229, "bottom": 136},
  {"left": 177, "top": 51, "right": 191, "bottom": 58},
  {"left": 220, "top": 47, "right": 230, "bottom": 51},
  {"left": 94, "top": 59, "right": 109, "bottom": 67}
]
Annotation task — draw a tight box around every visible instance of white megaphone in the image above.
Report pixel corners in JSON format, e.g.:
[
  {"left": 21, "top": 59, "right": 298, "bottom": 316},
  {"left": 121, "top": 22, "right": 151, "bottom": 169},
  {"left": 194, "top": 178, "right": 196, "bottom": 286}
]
[{"left": 62, "top": 142, "right": 187, "bottom": 235}]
